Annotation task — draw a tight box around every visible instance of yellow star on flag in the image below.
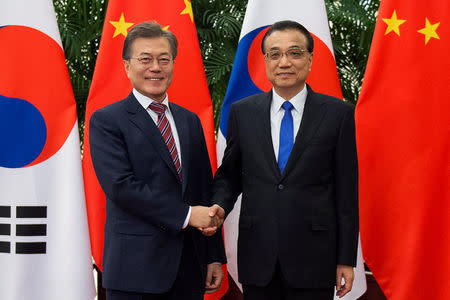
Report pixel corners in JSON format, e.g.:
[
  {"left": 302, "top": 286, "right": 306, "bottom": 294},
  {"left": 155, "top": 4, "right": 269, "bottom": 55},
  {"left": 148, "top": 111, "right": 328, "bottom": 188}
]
[
  {"left": 181, "top": 0, "right": 194, "bottom": 22},
  {"left": 382, "top": 10, "right": 406, "bottom": 36},
  {"left": 110, "top": 13, "right": 134, "bottom": 38},
  {"left": 418, "top": 18, "right": 440, "bottom": 44}
]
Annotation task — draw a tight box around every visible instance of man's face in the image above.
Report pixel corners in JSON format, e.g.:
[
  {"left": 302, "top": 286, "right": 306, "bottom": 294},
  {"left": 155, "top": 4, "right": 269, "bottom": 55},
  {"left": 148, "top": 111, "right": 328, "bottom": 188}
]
[
  {"left": 263, "top": 29, "right": 312, "bottom": 99},
  {"left": 124, "top": 37, "right": 174, "bottom": 102}
]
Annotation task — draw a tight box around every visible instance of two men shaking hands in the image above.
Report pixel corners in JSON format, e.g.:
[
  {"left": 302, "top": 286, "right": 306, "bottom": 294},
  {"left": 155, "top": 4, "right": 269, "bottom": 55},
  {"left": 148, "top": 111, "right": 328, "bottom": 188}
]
[
  {"left": 90, "top": 19, "right": 358, "bottom": 300},
  {"left": 189, "top": 205, "right": 225, "bottom": 236}
]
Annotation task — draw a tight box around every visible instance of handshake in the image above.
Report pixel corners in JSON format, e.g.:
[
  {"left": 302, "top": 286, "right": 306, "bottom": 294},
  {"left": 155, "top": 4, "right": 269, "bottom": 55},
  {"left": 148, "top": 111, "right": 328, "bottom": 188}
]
[{"left": 188, "top": 204, "right": 225, "bottom": 236}]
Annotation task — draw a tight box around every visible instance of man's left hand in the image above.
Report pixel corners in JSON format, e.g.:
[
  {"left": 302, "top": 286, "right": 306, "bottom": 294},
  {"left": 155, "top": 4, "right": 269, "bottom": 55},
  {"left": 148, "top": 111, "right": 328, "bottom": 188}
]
[
  {"left": 205, "top": 263, "right": 223, "bottom": 294},
  {"left": 336, "top": 264, "right": 354, "bottom": 298}
]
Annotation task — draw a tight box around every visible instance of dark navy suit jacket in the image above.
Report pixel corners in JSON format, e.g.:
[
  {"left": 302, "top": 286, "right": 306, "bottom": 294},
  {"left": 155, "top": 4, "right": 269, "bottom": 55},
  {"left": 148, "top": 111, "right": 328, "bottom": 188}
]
[
  {"left": 212, "top": 86, "right": 358, "bottom": 288},
  {"left": 90, "top": 92, "right": 226, "bottom": 293}
]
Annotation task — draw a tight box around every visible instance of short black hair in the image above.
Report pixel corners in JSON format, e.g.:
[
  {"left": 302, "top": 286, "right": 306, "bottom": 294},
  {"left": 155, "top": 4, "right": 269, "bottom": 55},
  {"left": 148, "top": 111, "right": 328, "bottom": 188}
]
[
  {"left": 122, "top": 21, "right": 178, "bottom": 60},
  {"left": 261, "top": 20, "right": 314, "bottom": 54}
]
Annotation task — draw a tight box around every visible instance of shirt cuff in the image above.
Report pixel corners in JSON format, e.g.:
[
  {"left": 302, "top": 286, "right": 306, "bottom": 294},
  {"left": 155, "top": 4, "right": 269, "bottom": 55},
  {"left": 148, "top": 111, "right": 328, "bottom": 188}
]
[{"left": 182, "top": 206, "right": 191, "bottom": 229}]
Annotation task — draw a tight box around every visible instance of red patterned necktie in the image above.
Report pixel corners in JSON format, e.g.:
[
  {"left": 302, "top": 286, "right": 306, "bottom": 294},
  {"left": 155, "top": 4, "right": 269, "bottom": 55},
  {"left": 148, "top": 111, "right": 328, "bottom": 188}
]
[{"left": 149, "top": 102, "right": 182, "bottom": 181}]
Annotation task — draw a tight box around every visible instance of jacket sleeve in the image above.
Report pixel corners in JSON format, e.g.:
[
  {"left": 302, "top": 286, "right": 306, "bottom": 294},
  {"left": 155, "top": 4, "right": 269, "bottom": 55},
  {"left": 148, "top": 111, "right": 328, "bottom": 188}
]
[
  {"left": 211, "top": 104, "right": 243, "bottom": 216},
  {"left": 334, "top": 105, "right": 359, "bottom": 266},
  {"left": 192, "top": 115, "right": 227, "bottom": 264}
]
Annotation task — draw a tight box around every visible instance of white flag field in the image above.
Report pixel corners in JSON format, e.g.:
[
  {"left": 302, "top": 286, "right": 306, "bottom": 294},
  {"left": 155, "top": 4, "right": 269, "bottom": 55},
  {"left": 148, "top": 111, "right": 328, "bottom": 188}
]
[
  {"left": 216, "top": 0, "right": 367, "bottom": 299},
  {"left": 0, "top": 1, "right": 95, "bottom": 300}
]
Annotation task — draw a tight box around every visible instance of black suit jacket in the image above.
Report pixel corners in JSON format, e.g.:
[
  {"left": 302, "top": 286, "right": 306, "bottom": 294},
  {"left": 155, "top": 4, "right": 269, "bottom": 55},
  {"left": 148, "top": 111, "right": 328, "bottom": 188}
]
[
  {"left": 89, "top": 92, "right": 226, "bottom": 293},
  {"left": 212, "top": 86, "right": 358, "bottom": 288}
]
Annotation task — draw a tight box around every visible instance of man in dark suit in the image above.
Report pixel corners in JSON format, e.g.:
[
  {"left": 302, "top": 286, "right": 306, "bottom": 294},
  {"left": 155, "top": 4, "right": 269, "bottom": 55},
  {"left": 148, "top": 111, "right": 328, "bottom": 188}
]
[
  {"left": 89, "top": 21, "right": 226, "bottom": 300},
  {"left": 207, "top": 20, "right": 359, "bottom": 300}
]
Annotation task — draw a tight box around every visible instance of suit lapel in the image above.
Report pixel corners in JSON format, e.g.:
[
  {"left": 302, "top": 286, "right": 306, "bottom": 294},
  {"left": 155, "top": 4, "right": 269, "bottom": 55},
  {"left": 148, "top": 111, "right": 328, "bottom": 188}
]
[
  {"left": 169, "top": 103, "right": 189, "bottom": 196},
  {"left": 124, "top": 93, "right": 179, "bottom": 180},
  {"left": 256, "top": 91, "right": 281, "bottom": 178},
  {"left": 281, "top": 86, "right": 326, "bottom": 180}
]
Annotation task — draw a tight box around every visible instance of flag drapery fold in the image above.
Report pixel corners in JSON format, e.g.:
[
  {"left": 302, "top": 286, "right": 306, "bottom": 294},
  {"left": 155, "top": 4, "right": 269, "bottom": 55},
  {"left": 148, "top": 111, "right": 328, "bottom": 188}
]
[
  {"left": 0, "top": 1, "right": 95, "bottom": 299},
  {"left": 356, "top": 0, "right": 450, "bottom": 299}
]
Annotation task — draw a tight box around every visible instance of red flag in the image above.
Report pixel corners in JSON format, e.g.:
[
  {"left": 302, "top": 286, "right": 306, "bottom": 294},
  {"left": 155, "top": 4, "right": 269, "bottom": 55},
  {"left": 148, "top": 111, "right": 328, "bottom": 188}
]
[
  {"left": 356, "top": 1, "right": 450, "bottom": 299},
  {"left": 82, "top": 1, "right": 227, "bottom": 297}
]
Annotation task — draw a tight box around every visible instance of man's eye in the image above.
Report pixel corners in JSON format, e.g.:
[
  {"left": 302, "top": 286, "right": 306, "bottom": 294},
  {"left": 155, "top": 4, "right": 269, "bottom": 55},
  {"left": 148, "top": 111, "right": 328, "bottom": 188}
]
[
  {"left": 269, "top": 52, "right": 281, "bottom": 60},
  {"left": 288, "top": 50, "right": 303, "bottom": 58},
  {"left": 159, "top": 58, "right": 171, "bottom": 65},
  {"left": 139, "top": 57, "right": 151, "bottom": 64}
]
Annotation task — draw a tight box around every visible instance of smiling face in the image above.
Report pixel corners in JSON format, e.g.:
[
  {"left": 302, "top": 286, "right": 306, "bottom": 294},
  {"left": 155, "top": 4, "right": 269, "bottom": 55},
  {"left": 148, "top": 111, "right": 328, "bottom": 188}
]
[
  {"left": 124, "top": 37, "right": 174, "bottom": 102},
  {"left": 263, "top": 29, "right": 313, "bottom": 100}
]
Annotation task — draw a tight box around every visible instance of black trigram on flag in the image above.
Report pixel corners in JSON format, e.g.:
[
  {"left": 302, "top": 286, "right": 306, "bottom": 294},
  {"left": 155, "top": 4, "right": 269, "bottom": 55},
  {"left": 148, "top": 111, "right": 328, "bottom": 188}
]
[{"left": 0, "top": 206, "right": 47, "bottom": 254}]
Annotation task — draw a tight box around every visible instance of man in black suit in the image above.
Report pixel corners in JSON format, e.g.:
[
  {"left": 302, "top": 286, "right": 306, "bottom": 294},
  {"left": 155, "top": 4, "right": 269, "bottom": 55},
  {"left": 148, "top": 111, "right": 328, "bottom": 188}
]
[
  {"left": 89, "top": 21, "right": 226, "bottom": 300},
  {"left": 207, "top": 20, "right": 358, "bottom": 300}
]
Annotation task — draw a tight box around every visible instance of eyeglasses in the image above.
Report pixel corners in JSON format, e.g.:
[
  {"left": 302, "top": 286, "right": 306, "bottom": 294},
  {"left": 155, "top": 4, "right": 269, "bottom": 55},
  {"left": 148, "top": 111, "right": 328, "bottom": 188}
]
[
  {"left": 128, "top": 56, "right": 173, "bottom": 67},
  {"left": 264, "top": 49, "right": 308, "bottom": 61}
]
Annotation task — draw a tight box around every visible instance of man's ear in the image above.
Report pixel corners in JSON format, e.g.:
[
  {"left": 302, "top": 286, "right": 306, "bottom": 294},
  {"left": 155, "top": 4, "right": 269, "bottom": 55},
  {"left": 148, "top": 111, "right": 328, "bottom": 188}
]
[
  {"left": 308, "top": 52, "right": 313, "bottom": 72},
  {"left": 123, "top": 60, "right": 131, "bottom": 78}
]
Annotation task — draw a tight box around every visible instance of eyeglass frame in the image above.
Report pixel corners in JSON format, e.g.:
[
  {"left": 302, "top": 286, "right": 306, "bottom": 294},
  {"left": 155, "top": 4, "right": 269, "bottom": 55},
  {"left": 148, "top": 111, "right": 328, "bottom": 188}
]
[
  {"left": 127, "top": 55, "right": 174, "bottom": 67},
  {"left": 264, "top": 48, "right": 310, "bottom": 62}
]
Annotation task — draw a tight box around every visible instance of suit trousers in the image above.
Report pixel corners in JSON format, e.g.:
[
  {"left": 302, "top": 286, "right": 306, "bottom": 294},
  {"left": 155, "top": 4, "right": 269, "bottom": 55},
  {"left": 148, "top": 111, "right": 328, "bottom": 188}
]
[
  {"left": 106, "top": 232, "right": 204, "bottom": 300},
  {"left": 242, "top": 262, "right": 334, "bottom": 300}
]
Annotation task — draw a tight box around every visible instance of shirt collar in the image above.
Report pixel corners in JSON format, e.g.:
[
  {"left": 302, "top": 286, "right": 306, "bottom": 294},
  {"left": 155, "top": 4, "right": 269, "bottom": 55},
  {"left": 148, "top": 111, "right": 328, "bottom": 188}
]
[
  {"left": 133, "top": 89, "right": 170, "bottom": 110},
  {"left": 272, "top": 85, "right": 308, "bottom": 113}
]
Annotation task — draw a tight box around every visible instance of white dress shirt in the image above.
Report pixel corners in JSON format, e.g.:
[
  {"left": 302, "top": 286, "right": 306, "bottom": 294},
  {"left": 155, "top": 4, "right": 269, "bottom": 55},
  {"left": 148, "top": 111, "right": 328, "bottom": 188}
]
[
  {"left": 270, "top": 86, "right": 308, "bottom": 161},
  {"left": 133, "top": 89, "right": 191, "bottom": 228}
]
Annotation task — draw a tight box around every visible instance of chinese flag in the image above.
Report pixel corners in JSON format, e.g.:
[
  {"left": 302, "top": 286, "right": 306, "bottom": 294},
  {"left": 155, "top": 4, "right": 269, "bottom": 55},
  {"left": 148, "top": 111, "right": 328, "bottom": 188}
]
[
  {"left": 356, "top": 1, "right": 450, "bottom": 299},
  {"left": 82, "top": 1, "right": 227, "bottom": 298}
]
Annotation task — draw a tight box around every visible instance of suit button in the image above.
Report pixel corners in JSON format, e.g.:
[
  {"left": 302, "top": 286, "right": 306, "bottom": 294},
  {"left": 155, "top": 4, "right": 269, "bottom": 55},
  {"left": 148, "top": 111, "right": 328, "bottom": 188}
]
[{"left": 278, "top": 184, "right": 284, "bottom": 190}]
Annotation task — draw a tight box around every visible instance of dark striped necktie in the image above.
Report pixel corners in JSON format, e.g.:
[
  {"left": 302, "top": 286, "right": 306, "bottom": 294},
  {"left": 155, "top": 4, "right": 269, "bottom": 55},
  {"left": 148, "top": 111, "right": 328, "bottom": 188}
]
[{"left": 149, "top": 102, "right": 182, "bottom": 181}]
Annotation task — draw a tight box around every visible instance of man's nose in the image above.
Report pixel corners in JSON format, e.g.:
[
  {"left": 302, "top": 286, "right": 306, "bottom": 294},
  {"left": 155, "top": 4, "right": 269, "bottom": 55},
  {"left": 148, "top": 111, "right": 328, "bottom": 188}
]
[
  {"left": 278, "top": 54, "right": 292, "bottom": 67},
  {"left": 148, "top": 59, "right": 161, "bottom": 71}
]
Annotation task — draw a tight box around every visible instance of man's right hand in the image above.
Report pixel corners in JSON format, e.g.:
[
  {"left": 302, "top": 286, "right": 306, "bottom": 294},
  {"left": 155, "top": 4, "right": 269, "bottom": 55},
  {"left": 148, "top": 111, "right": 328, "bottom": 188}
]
[
  {"left": 200, "top": 204, "right": 225, "bottom": 236},
  {"left": 189, "top": 206, "right": 220, "bottom": 228}
]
